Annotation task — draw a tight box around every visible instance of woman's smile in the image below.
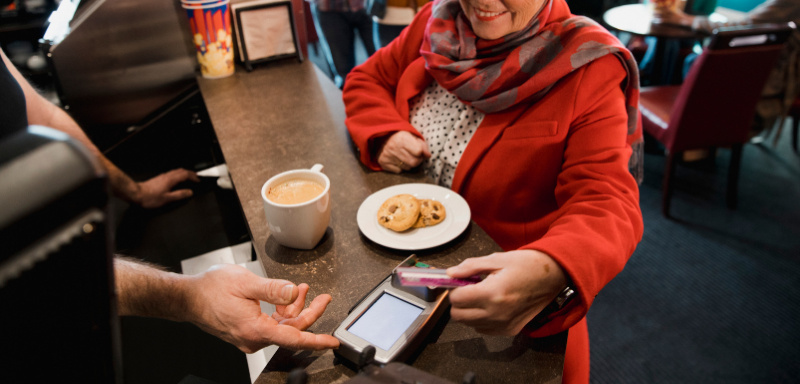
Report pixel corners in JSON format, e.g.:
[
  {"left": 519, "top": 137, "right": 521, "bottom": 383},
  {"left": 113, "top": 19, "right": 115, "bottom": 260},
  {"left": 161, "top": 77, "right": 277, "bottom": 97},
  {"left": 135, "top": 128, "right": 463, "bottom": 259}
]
[
  {"left": 459, "top": 0, "right": 545, "bottom": 40},
  {"left": 474, "top": 8, "right": 507, "bottom": 21}
]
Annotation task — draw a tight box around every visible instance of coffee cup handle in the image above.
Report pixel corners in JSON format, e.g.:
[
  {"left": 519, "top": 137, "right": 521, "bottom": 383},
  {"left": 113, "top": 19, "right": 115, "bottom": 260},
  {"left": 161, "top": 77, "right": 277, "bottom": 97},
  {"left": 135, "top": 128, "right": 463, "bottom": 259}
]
[{"left": 310, "top": 164, "right": 324, "bottom": 173}]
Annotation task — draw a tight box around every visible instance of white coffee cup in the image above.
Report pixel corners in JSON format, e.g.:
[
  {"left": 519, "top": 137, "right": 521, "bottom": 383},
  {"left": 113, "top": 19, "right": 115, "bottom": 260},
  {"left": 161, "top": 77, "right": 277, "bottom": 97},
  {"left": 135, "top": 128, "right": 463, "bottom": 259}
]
[{"left": 261, "top": 164, "right": 331, "bottom": 249}]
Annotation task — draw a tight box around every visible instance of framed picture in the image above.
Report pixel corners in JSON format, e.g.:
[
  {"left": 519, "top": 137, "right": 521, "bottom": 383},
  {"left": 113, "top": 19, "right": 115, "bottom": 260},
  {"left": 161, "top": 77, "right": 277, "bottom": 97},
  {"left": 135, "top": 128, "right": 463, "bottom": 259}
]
[{"left": 231, "top": 0, "right": 303, "bottom": 71}]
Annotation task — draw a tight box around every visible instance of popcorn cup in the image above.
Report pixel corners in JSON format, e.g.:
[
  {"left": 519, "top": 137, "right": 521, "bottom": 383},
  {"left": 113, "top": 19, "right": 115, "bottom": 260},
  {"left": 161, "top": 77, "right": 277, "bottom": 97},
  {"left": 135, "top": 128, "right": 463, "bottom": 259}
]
[{"left": 181, "top": 0, "right": 235, "bottom": 79}]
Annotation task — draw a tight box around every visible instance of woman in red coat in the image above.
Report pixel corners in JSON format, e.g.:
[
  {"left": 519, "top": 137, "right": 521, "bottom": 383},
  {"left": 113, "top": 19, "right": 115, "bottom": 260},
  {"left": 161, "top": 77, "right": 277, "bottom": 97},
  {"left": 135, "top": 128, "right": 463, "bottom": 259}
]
[{"left": 343, "top": 0, "right": 644, "bottom": 382}]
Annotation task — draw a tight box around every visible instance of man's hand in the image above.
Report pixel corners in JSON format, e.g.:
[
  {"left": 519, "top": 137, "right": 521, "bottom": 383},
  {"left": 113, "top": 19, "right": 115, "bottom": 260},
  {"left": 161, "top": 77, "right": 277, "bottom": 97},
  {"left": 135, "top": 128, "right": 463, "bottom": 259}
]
[
  {"left": 377, "top": 131, "right": 431, "bottom": 173},
  {"left": 446, "top": 250, "right": 568, "bottom": 336},
  {"left": 134, "top": 168, "right": 200, "bottom": 209},
  {"left": 185, "top": 264, "right": 339, "bottom": 353}
]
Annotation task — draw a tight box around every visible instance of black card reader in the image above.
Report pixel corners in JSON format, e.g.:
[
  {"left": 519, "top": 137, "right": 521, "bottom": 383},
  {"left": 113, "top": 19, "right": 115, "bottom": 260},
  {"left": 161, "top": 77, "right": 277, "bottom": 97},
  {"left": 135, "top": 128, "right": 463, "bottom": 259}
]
[{"left": 333, "top": 255, "right": 449, "bottom": 364}]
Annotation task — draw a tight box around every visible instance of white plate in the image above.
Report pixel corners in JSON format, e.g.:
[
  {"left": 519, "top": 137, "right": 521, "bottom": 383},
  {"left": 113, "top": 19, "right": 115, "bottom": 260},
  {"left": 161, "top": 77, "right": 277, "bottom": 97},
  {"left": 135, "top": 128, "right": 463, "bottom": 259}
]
[{"left": 357, "top": 183, "right": 471, "bottom": 250}]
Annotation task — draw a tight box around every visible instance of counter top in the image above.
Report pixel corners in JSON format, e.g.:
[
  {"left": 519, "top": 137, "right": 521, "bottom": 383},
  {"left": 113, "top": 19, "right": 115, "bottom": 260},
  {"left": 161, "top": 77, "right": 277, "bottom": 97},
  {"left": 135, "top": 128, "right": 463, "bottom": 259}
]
[{"left": 197, "top": 60, "right": 566, "bottom": 384}]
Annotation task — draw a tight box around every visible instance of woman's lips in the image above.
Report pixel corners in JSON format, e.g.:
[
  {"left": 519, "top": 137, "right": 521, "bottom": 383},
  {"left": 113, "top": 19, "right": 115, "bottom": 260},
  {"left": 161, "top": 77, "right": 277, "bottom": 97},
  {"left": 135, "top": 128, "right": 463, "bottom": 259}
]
[{"left": 474, "top": 8, "right": 506, "bottom": 21}]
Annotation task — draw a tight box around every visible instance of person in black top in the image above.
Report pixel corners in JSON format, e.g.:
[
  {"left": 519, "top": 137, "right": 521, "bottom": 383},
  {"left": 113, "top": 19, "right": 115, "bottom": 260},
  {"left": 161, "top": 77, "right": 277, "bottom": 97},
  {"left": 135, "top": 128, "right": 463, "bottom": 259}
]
[
  {"left": 1, "top": 49, "right": 202, "bottom": 208},
  {"left": 0, "top": 46, "right": 340, "bottom": 352},
  {"left": 0, "top": 49, "right": 27, "bottom": 137}
]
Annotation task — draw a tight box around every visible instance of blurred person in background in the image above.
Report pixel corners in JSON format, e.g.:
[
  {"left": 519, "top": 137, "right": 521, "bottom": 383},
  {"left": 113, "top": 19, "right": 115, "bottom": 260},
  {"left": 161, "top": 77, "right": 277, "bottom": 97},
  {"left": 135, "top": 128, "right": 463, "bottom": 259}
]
[
  {"left": 657, "top": 0, "right": 800, "bottom": 138},
  {"left": 638, "top": 0, "right": 718, "bottom": 86},
  {"left": 372, "top": 0, "right": 429, "bottom": 49},
  {"left": 310, "top": 0, "right": 376, "bottom": 88}
]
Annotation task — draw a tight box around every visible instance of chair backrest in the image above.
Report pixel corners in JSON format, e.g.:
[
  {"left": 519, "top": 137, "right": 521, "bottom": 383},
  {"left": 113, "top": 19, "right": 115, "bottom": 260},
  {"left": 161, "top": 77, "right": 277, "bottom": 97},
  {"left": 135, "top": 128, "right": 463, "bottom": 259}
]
[{"left": 665, "top": 23, "right": 794, "bottom": 152}]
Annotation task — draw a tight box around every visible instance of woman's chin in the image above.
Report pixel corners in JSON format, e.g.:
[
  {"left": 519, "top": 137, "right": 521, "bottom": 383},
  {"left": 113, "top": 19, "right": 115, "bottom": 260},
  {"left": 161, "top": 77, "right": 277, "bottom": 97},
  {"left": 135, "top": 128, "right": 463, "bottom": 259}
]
[
  {"left": 470, "top": 15, "right": 512, "bottom": 41},
  {"left": 473, "top": 27, "right": 508, "bottom": 41}
]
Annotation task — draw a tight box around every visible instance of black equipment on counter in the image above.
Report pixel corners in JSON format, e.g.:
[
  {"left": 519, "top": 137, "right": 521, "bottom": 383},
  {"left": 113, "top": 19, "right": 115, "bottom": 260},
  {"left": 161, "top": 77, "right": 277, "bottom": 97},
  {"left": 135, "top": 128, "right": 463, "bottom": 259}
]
[{"left": 0, "top": 126, "right": 121, "bottom": 383}]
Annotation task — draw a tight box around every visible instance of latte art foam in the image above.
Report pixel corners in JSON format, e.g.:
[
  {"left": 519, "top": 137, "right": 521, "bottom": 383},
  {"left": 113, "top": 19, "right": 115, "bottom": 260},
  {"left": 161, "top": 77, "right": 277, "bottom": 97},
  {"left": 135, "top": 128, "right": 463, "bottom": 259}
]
[{"left": 266, "top": 179, "right": 324, "bottom": 205}]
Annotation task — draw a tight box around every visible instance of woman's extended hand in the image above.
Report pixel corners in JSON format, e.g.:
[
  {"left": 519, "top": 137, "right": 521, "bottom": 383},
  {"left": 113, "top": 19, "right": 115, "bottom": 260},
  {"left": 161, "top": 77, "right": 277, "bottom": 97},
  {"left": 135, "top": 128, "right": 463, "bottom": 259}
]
[
  {"left": 377, "top": 131, "right": 431, "bottom": 173},
  {"left": 446, "top": 250, "right": 568, "bottom": 336}
]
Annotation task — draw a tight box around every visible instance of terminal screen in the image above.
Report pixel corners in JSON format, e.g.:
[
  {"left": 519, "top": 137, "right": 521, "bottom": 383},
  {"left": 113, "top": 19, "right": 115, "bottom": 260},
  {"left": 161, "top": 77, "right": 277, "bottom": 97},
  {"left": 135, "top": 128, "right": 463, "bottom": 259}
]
[{"left": 347, "top": 293, "right": 424, "bottom": 351}]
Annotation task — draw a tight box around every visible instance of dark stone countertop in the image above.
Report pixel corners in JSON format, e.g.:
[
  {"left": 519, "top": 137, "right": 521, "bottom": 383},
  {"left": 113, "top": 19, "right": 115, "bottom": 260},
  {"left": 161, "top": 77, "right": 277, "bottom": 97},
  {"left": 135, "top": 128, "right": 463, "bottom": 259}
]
[{"left": 197, "top": 60, "right": 565, "bottom": 384}]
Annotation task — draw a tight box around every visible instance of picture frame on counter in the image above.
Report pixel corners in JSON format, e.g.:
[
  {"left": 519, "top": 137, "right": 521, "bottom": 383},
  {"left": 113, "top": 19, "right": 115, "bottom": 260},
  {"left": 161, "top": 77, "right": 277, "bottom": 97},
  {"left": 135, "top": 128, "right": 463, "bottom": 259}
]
[{"left": 231, "top": 0, "right": 303, "bottom": 71}]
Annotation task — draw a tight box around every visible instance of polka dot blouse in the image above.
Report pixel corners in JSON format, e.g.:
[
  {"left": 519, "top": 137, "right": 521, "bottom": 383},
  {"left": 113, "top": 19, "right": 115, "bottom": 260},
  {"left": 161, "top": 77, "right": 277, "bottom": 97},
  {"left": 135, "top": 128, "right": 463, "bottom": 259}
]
[{"left": 409, "top": 81, "right": 485, "bottom": 189}]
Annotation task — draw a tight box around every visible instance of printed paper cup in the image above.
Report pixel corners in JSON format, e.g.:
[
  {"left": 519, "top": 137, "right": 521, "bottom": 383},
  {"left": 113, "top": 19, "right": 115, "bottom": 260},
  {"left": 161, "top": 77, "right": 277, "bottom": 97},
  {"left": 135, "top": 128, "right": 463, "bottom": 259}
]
[{"left": 182, "top": 0, "right": 234, "bottom": 79}]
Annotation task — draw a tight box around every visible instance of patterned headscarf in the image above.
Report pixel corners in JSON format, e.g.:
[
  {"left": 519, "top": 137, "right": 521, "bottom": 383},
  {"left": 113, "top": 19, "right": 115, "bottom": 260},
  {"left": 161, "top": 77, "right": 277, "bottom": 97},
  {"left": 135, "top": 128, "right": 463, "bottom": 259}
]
[{"left": 421, "top": 0, "right": 642, "bottom": 167}]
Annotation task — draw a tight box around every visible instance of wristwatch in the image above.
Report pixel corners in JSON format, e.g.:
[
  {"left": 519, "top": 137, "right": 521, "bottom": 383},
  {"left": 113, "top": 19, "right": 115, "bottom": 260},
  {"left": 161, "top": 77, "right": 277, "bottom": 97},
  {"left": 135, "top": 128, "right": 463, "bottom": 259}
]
[
  {"left": 551, "top": 285, "right": 576, "bottom": 309},
  {"left": 526, "top": 285, "right": 576, "bottom": 331}
]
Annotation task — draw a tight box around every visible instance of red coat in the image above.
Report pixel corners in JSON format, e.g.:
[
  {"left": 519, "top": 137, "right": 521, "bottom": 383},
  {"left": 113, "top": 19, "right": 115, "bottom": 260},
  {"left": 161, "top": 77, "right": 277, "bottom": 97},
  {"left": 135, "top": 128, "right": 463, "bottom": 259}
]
[{"left": 343, "top": 4, "right": 643, "bottom": 382}]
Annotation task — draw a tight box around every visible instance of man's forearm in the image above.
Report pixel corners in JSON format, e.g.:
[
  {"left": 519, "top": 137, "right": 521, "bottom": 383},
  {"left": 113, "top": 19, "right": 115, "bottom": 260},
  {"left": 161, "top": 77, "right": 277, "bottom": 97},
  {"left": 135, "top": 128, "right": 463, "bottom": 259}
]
[
  {"left": 31, "top": 97, "right": 143, "bottom": 203},
  {"left": 99, "top": 157, "right": 143, "bottom": 203},
  {"left": 1, "top": 49, "right": 143, "bottom": 204},
  {"left": 114, "top": 257, "right": 194, "bottom": 322}
]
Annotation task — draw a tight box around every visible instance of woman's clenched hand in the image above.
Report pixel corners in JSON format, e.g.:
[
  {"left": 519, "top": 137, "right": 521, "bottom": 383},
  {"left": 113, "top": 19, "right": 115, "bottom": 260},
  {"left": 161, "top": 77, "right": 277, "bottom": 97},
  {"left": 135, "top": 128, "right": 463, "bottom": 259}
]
[{"left": 377, "top": 131, "right": 431, "bottom": 173}]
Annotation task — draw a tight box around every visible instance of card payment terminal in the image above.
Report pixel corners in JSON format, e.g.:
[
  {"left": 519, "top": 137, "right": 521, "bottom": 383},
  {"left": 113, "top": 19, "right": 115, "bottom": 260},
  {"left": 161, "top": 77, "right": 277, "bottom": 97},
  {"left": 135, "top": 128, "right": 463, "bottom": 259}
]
[{"left": 333, "top": 256, "right": 449, "bottom": 364}]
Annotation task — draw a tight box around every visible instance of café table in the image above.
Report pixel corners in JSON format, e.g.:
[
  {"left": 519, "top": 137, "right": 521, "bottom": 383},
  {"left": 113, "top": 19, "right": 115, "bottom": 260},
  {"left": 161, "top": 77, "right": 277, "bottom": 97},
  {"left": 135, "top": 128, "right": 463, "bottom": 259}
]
[
  {"left": 196, "top": 60, "right": 568, "bottom": 384},
  {"left": 603, "top": 3, "right": 729, "bottom": 85}
]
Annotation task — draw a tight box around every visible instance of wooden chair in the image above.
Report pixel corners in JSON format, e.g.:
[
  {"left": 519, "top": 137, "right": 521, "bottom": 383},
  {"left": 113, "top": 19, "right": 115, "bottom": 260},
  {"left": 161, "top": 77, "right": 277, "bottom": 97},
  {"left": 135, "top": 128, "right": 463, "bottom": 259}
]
[{"left": 639, "top": 24, "right": 794, "bottom": 217}]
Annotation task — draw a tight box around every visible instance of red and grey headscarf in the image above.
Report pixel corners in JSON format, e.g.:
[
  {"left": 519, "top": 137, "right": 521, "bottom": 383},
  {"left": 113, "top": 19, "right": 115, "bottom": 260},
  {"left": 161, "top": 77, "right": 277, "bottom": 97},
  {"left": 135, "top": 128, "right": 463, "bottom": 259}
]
[{"left": 420, "top": 0, "right": 643, "bottom": 181}]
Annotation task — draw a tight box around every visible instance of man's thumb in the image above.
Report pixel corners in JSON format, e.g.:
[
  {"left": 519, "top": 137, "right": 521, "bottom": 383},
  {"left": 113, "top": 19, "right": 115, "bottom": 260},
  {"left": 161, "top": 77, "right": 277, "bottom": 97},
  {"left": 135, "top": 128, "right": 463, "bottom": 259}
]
[{"left": 245, "top": 277, "right": 299, "bottom": 305}]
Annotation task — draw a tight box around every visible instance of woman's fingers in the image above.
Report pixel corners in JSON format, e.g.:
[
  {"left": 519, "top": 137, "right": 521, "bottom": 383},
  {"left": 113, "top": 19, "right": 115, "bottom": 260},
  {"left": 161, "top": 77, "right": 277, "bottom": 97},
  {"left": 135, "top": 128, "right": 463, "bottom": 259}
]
[
  {"left": 420, "top": 139, "right": 432, "bottom": 158},
  {"left": 378, "top": 145, "right": 411, "bottom": 173},
  {"left": 447, "top": 255, "right": 506, "bottom": 308},
  {"left": 449, "top": 307, "right": 491, "bottom": 324},
  {"left": 380, "top": 159, "right": 403, "bottom": 174},
  {"left": 405, "top": 135, "right": 431, "bottom": 159},
  {"left": 392, "top": 136, "right": 426, "bottom": 168},
  {"left": 450, "top": 306, "right": 517, "bottom": 335},
  {"left": 448, "top": 279, "right": 498, "bottom": 309},
  {"left": 377, "top": 150, "right": 400, "bottom": 173},
  {"left": 378, "top": 131, "right": 430, "bottom": 173},
  {"left": 446, "top": 254, "right": 501, "bottom": 278},
  {"left": 400, "top": 133, "right": 431, "bottom": 164},
  {"left": 380, "top": 151, "right": 416, "bottom": 172},
  {"left": 398, "top": 151, "right": 422, "bottom": 169},
  {"left": 395, "top": 152, "right": 427, "bottom": 170}
]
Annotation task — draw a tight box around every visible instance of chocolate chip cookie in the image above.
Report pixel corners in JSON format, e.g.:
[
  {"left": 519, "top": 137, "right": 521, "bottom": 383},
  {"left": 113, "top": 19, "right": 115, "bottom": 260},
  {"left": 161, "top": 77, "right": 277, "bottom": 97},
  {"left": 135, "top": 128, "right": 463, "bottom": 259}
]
[
  {"left": 412, "top": 199, "right": 446, "bottom": 228},
  {"left": 378, "top": 194, "right": 421, "bottom": 232}
]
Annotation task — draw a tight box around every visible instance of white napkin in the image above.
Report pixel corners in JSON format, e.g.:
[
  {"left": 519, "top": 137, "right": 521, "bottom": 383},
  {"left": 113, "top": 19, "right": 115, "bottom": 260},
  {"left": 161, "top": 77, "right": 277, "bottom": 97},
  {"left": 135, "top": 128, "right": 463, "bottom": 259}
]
[{"left": 197, "top": 164, "right": 233, "bottom": 190}]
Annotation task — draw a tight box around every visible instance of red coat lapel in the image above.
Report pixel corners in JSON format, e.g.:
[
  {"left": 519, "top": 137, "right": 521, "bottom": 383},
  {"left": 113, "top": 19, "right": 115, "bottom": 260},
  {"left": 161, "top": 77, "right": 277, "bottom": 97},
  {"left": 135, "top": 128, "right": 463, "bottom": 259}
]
[
  {"left": 451, "top": 102, "right": 530, "bottom": 192},
  {"left": 396, "top": 58, "right": 433, "bottom": 122}
]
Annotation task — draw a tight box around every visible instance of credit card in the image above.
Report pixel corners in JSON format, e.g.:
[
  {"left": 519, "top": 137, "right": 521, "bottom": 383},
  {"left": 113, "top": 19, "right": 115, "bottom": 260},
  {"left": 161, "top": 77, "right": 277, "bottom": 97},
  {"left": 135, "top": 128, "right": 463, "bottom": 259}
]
[{"left": 396, "top": 267, "right": 482, "bottom": 288}]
